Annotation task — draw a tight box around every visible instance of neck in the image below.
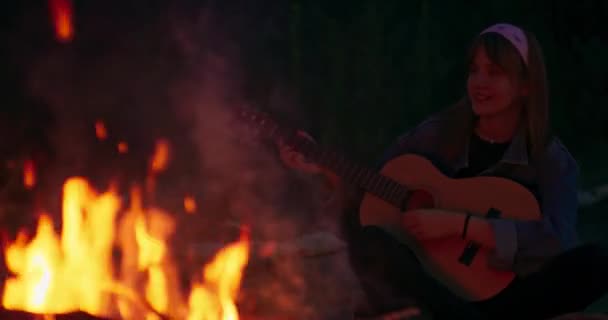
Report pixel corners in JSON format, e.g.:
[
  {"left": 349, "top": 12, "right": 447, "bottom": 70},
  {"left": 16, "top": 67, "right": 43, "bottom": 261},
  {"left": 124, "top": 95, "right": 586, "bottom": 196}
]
[{"left": 475, "top": 106, "right": 522, "bottom": 143}]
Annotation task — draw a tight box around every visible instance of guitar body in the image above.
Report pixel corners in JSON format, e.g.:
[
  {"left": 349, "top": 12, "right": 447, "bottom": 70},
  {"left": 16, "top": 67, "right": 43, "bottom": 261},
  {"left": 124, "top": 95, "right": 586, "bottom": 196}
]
[{"left": 359, "top": 154, "right": 541, "bottom": 301}]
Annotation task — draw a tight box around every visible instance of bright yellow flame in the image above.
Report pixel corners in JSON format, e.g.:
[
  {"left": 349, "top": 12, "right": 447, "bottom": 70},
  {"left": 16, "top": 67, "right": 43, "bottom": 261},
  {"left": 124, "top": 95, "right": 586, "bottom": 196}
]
[
  {"left": 188, "top": 232, "right": 250, "bottom": 320},
  {"left": 2, "top": 178, "right": 120, "bottom": 316},
  {"left": 23, "top": 159, "right": 36, "bottom": 189},
  {"left": 134, "top": 214, "right": 168, "bottom": 315},
  {"left": 95, "top": 121, "right": 108, "bottom": 140},
  {"left": 184, "top": 196, "right": 197, "bottom": 214},
  {"left": 119, "top": 187, "right": 185, "bottom": 320},
  {"left": 135, "top": 215, "right": 166, "bottom": 271},
  {"left": 3, "top": 215, "right": 58, "bottom": 314}
]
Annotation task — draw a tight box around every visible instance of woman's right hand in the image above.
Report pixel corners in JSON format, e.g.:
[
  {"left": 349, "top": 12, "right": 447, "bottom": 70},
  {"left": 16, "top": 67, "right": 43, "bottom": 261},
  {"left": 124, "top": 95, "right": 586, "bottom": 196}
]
[{"left": 277, "top": 130, "right": 322, "bottom": 174}]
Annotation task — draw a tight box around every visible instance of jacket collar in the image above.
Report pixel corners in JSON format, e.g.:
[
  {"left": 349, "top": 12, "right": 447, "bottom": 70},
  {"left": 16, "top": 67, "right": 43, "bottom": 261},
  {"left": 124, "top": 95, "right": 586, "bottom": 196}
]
[{"left": 451, "top": 117, "right": 529, "bottom": 172}]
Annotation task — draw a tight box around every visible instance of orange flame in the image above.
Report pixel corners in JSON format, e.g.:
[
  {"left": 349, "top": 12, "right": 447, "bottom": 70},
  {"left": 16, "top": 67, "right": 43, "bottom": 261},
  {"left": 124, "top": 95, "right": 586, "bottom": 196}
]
[
  {"left": 49, "top": 0, "right": 74, "bottom": 42},
  {"left": 150, "top": 139, "right": 170, "bottom": 173},
  {"left": 118, "top": 141, "right": 129, "bottom": 154},
  {"left": 146, "top": 139, "right": 171, "bottom": 193},
  {"left": 184, "top": 196, "right": 197, "bottom": 214},
  {"left": 23, "top": 159, "right": 36, "bottom": 189},
  {"left": 188, "top": 231, "right": 250, "bottom": 320},
  {"left": 95, "top": 121, "right": 108, "bottom": 140}
]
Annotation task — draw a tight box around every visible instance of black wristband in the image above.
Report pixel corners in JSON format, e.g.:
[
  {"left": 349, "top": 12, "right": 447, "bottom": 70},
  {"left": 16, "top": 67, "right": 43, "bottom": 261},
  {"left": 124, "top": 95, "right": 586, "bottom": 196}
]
[{"left": 461, "top": 213, "right": 472, "bottom": 239}]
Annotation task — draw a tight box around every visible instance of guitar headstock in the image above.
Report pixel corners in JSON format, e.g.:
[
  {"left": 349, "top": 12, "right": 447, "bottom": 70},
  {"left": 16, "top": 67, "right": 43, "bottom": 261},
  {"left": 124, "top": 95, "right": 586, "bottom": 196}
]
[{"left": 234, "top": 105, "right": 290, "bottom": 142}]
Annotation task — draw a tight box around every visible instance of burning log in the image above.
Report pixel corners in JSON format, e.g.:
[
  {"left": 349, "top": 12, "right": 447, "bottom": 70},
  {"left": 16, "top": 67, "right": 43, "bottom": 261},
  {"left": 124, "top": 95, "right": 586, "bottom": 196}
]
[
  {"left": 0, "top": 307, "right": 308, "bottom": 320},
  {"left": 0, "top": 308, "right": 111, "bottom": 320}
]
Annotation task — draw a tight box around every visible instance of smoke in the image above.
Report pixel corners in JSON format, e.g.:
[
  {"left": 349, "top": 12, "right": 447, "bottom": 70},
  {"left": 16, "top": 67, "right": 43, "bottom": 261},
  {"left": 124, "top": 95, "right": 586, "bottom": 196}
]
[
  {"left": 171, "top": 4, "right": 367, "bottom": 317},
  {"left": 169, "top": 9, "right": 360, "bottom": 318}
]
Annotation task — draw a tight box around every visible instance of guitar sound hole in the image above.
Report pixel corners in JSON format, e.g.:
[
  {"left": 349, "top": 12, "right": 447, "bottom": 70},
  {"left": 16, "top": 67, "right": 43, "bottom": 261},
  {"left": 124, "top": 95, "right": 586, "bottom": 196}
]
[{"left": 405, "top": 190, "right": 435, "bottom": 211}]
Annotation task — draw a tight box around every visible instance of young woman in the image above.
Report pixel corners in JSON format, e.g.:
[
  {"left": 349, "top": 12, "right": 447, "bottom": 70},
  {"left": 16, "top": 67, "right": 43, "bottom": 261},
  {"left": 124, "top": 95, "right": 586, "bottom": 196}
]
[{"left": 278, "top": 23, "right": 608, "bottom": 319}]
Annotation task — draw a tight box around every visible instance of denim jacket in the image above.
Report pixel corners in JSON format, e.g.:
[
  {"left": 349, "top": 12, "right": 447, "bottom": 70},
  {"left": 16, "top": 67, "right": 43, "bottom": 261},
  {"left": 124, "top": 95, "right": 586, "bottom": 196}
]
[{"left": 376, "top": 111, "right": 580, "bottom": 276}]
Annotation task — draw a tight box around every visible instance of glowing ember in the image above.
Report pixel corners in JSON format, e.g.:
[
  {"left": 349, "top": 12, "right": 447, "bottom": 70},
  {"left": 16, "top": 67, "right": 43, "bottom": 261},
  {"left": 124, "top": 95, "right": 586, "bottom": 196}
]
[
  {"left": 150, "top": 139, "right": 170, "bottom": 173},
  {"left": 95, "top": 121, "right": 108, "bottom": 140},
  {"left": 184, "top": 196, "right": 197, "bottom": 214},
  {"left": 23, "top": 159, "right": 36, "bottom": 189},
  {"left": 118, "top": 141, "right": 129, "bottom": 154},
  {"left": 146, "top": 139, "right": 171, "bottom": 193},
  {"left": 49, "top": 0, "right": 74, "bottom": 42},
  {"left": 258, "top": 241, "right": 278, "bottom": 258}
]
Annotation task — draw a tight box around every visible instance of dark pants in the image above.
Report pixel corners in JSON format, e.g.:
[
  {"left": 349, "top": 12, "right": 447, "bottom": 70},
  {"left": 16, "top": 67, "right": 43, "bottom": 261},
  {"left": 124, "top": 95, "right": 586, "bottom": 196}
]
[{"left": 348, "top": 226, "right": 608, "bottom": 320}]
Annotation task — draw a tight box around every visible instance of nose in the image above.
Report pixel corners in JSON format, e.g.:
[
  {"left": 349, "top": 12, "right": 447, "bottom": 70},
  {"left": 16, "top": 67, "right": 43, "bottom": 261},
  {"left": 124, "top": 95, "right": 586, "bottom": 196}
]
[{"left": 469, "top": 72, "right": 491, "bottom": 89}]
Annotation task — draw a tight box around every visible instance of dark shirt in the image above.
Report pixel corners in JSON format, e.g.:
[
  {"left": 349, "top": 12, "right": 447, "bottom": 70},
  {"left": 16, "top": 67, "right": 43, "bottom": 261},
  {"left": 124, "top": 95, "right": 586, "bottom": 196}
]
[{"left": 455, "top": 133, "right": 510, "bottom": 178}]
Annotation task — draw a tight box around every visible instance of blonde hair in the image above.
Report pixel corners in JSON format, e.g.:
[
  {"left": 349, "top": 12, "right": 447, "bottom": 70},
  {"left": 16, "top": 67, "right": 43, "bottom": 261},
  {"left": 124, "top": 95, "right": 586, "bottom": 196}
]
[{"left": 440, "top": 28, "right": 552, "bottom": 162}]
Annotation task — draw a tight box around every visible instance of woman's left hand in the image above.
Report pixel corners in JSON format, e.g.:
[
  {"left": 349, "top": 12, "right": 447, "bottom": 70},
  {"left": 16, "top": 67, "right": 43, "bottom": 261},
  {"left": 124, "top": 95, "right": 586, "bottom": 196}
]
[{"left": 403, "top": 209, "right": 465, "bottom": 240}]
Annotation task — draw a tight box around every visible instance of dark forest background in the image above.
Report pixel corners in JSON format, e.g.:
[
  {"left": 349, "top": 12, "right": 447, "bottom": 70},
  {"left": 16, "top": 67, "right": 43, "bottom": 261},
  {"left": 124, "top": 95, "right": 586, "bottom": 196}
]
[{"left": 2, "top": 1, "right": 607, "bottom": 179}]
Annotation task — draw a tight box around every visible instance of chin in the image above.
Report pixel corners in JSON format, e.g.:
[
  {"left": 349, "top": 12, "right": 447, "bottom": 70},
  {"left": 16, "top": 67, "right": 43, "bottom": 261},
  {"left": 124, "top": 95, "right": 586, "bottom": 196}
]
[{"left": 472, "top": 104, "right": 503, "bottom": 116}]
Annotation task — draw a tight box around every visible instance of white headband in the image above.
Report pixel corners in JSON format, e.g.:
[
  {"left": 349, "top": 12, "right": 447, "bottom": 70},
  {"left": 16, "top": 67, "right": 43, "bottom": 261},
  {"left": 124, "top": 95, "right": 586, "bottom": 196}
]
[{"left": 480, "top": 23, "right": 529, "bottom": 66}]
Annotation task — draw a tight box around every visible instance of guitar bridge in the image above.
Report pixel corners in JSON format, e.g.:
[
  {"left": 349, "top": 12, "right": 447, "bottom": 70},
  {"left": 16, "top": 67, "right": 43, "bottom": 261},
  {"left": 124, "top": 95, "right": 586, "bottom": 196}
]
[{"left": 458, "top": 242, "right": 479, "bottom": 266}]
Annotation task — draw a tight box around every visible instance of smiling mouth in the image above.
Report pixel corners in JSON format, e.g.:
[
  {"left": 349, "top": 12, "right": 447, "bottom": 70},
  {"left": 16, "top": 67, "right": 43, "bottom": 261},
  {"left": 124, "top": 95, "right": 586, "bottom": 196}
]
[{"left": 473, "top": 93, "right": 492, "bottom": 103}]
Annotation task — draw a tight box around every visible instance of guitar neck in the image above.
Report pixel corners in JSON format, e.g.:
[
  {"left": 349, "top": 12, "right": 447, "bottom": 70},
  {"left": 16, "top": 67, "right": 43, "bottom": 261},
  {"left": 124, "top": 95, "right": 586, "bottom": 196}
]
[
  {"left": 240, "top": 107, "right": 410, "bottom": 207},
  {"left": 281, "top": 131, "right": 409, "bottom": 208}
]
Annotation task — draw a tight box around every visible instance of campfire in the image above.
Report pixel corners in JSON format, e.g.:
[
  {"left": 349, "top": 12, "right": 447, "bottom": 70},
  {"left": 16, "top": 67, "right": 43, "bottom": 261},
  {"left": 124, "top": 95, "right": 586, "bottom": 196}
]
[
  {"left": 0, "top": 3, "right": 356, "bottom": 318},
  {"left": 1, "top": 135, "right": 250, "bottom": 320}
]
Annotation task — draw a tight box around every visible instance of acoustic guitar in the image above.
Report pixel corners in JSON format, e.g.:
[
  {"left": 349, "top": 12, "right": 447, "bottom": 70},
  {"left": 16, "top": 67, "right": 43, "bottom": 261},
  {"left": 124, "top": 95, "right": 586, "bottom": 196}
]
[{"left": 237, "top": 107, "right": 541, "bottom": 301}]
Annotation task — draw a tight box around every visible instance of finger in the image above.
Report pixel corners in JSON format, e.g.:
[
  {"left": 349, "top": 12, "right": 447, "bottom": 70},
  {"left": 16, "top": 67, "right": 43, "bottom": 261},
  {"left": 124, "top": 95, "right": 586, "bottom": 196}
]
[
  {"left": 296, "top": 153, "right": 312, "bottom": 164},
  {"left": 277, "top": 135, "right": 294, "bottom": 146},
  {"left": 296, "top": 130, "right": 316, "bottom": 143},
  {"left": 279, "top": 147, "right": 295, "bottom": 157},
  {"left": 279, "top": 152, "right": 300, "bottom": 168},
  {"left": 278, "top": 141, "right": 295, "bottom": 153},
  {"left": 283, "top": 153, "right": 320, "bottom": 172}
]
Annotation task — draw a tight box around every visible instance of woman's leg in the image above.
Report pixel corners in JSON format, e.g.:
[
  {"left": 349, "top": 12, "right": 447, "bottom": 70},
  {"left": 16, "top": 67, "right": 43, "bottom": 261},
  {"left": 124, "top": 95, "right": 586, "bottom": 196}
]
[
  {"left": 476, "top": 244, "right": 608, "bottom": 320},
  {"left": 348, "top": 225, "right": 486, "bottom": 319}
]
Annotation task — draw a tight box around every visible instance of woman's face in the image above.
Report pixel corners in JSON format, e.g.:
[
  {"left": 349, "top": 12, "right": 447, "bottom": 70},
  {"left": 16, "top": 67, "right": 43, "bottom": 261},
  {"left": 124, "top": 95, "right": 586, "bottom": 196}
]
[{"left": 467, "top": 46, "right": 525, "bottom": 117}]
